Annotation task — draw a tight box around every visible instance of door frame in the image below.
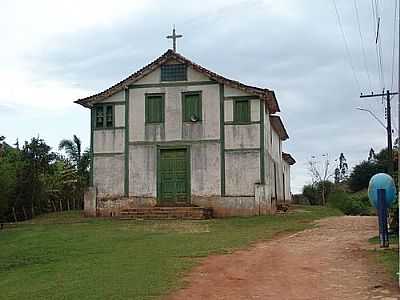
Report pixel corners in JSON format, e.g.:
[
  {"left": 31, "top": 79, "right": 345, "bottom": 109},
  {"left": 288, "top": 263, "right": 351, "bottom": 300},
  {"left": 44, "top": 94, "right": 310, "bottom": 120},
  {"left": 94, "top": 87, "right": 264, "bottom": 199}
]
[{"left": 156, "top": 145, "right": 191, "bottom": 205}]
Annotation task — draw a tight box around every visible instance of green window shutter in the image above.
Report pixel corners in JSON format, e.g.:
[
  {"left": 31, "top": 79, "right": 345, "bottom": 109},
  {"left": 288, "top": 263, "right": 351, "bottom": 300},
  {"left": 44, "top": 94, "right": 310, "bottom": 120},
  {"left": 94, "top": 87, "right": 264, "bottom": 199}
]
[
  {"left": 234, "top": 100, "right": 250, "bottom": 123},
  {"left": 95, "top": 106, "right": 104, "bottom": 128},
  {"left": 105, "top": 105, "right": 113, "bottom": 128},
  {"left": 146, "top": 94, "right": 164, "bottom": 123},
  {"left": 183, "top": 93, "right": 201, "bottom": 122}
]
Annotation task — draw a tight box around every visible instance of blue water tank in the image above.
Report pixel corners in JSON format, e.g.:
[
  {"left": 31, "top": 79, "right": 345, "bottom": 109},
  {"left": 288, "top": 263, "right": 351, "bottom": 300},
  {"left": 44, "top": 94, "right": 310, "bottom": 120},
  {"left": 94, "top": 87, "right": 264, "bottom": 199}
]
[{"left": 367, "top": 173, "right": 397, "bottom": 208}]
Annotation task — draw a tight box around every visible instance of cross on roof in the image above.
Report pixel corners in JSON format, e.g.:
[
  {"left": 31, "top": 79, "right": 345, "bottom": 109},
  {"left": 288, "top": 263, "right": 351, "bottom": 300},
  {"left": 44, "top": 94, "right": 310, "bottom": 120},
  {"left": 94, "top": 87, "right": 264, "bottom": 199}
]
[{"left": 166, "top": 26, "right": 182, "bottom": 52}]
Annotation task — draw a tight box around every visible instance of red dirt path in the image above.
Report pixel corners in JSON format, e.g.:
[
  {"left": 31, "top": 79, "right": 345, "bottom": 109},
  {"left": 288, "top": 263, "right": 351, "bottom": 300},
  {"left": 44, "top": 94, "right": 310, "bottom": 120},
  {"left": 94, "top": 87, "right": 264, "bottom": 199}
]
[{"left": 166, "top": 216, "right": 399, "bottom": 300}]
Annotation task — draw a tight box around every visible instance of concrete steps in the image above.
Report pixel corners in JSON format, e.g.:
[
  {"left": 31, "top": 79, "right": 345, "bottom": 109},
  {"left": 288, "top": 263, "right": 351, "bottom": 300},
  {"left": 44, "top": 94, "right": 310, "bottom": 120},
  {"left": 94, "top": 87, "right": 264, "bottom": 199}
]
[{"left": 119, "top": 207, "right": 213, "bottom": 220}]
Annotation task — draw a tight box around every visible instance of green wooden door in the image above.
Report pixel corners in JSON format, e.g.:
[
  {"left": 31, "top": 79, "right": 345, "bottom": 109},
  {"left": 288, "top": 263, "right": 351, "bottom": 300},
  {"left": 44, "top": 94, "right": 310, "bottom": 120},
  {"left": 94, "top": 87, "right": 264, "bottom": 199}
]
[{"left": 159, "top": 149, "right": 189, "bottom": 205}]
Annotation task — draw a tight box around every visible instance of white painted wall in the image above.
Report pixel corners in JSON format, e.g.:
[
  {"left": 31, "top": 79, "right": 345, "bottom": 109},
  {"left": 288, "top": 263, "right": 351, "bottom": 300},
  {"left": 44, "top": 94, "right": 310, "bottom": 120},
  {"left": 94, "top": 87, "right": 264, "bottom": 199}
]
[
  {"left": 129, "top": 84, "right": 220, "bottom": 142},
  {"left": 225, "top": 151, "right": 260, "bottom": 195},
  {"left": 282, "top": 160, "right": 292, "bottom": 202},
  {"left": 114, "top": 105, "right": 125, "bottom": 127},
  {"left": 93, "top": 129, "right": 124, "bottom": 153},
  {"left": 129, "top": 145, "right": 156, "bottom": 197},
  {"left": 225, "top": 125, "right": 260, "bottom": 149},
  {"left": 191, "top": 143, "right": 221, "bottom": 196},
  {"left": 97, "top": 91, "right": 124, "bottom": 103},
  {"left": 94, "top": 155, "right": 124, "bottom": 197}
]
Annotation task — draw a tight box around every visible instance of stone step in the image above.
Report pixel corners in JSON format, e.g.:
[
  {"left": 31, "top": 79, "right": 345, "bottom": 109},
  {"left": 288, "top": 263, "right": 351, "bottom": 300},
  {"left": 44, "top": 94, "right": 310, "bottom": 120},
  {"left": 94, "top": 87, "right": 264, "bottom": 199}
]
[{"left": 119, "top": 207, "right": 212, "bottom": 220}]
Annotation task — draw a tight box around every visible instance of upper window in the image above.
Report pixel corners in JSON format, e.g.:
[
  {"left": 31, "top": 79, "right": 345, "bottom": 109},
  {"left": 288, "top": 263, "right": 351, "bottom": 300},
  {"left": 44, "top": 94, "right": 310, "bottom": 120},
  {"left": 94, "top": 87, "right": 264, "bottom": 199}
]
[
  {"left": 145, "top": 94, "right": 164, "bottom": 123},
  {"left": 182, "top": 92, "right": 202, "bottom": 122},
  {"left": 95, "top": 104, "right": 113, "bottom": 128},
  {"left": 233, "top": 99, "right": 250, "bottom": 123},
  {"left": 161, "top": 64, "right": 187, "bottom": 81}
]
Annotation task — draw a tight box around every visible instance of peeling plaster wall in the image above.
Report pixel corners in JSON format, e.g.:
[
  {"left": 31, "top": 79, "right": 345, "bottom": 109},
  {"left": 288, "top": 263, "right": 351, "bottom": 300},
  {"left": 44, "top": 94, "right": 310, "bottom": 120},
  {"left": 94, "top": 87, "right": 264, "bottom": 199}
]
[
  {"left": 264, "top": 108, "right": 286, "bottom": 203},
  {"left": 192, "top": 196, "right": 259, "bottom": 217},
  {"left": 114, "top": 105, "right": 125, "bottom": 127},
  {"left": 94, "top": 154, "right": 124, "bottom": 197},
  {"left": 191, "top": 142, "right": 221, "bottom": 196},
  {"left": 93, "top": 129, "right": 124, "bottom": 153},
  {"left": 90, "top": 62, "right": 290, "bottom": 216},
  {"left": 224, "top": 86, "right": 253, "bottom": 97},
  {"left": 225, "top": 124, "right": 260, "bottom": 149},
  {"left": 129, "top": 84, "right": 220, "bottom": 142},
  {"left": 128, "top": 142, "right": 221, "bottom": 199},
  {"left": 283, "top": 160, "right": 292, "bottom": 202},
  {"left": 97, "top": 90, "right": 124, "bottom": 103},
  {"left": 129, "top": 145, "right": 156, "bottom": 197},
  {"left": 225, "top": 151, "right": 260, "bottom": 195}
]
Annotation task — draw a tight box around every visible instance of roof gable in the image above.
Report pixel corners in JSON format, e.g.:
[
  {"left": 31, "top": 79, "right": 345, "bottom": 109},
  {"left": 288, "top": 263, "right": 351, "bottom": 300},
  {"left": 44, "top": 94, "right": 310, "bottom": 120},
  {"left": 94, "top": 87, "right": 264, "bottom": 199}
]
[{"left": 75, "top": 49, "right": 280, "bottom": 113}]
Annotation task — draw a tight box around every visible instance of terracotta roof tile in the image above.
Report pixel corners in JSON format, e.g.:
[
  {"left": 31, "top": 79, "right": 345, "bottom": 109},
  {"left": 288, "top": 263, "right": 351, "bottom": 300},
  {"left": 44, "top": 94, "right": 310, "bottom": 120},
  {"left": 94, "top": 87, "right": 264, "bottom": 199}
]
[
  {"left": 282, "top": 152, "right": 296, "bottom": 165},
  {"left": 75, "top": 49, "right": 280, "bottom": 113},
  {"left": 270, "top": 115, "right": 289, "bottom": 141}
]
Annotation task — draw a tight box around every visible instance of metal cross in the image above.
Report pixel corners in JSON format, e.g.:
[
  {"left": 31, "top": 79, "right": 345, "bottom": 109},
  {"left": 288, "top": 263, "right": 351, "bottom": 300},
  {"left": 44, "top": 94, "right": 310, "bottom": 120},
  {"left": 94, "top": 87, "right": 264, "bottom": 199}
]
[{"left": 166, "top": 26, "right": 182, "bottom": 52}]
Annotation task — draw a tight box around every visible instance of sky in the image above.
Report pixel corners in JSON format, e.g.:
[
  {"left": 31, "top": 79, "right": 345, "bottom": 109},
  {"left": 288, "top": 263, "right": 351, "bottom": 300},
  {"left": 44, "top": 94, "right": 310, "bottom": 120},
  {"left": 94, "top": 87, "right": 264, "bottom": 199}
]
[{"left": 1, "top": 0, "right": 398, "bottom": 193}]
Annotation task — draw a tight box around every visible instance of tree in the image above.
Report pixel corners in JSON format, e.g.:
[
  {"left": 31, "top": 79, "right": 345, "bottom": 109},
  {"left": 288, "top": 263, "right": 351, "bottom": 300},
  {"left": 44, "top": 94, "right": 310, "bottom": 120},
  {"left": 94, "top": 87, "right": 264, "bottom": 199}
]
[
  {"left": 58, "top": 135, "right": 90, "bottom": 209},
  {"left": 0, "top": 139, "right": 23, "bottom": 222},
  {"left": 14, "top": 137, "right": 56, "bottom": 218},
  {"left": 348, "top": 161, "right": 386, "bottom": 192},
  {"left": 368, "top": 148, "right": 376, "bottom": 162},
  {"left": 303, "top": 181, "right": 334, "bottom": 205},
  {"left": 334, "top": 153, "right": 348, "bottom": 183},
  {"left": 308, "top": 154, "right": 334, "bottom": 205},
  {"left": 59, "top": 135, "right": 90, "bottom": 182}
]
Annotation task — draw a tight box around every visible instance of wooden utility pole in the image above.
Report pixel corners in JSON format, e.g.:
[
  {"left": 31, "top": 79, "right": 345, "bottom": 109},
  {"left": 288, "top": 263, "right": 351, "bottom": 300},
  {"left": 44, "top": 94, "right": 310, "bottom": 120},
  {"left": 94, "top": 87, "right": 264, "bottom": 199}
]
[{"left": 360, "top": 90, "right": 398, "bottom": 175}]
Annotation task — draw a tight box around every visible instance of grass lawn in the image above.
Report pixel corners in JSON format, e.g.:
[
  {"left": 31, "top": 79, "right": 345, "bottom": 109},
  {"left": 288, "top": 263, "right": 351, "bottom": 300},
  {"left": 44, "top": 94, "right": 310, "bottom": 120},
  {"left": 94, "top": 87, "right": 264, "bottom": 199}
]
[
  {"left": 369, "top": 235, "right": 399, "bottom": 280},
  {"left": 0, "top": 206, "right": 341, "bottom": 300}
]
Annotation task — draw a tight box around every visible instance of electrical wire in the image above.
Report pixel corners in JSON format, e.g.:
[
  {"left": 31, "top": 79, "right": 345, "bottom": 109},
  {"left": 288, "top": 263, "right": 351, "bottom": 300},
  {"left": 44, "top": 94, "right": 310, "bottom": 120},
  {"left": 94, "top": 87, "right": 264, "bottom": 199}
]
[
  {"left": 391, "top": 0, "right": 398, "bottom": 92},
  {"left": 372, "top": 0, "right": 385, "bottom": 90},
  {"left": 354, "top": 0, "right": 373, "bottom": 92},
  {"left": 332, "top": 0, "right": 361, "bottom": 91}
]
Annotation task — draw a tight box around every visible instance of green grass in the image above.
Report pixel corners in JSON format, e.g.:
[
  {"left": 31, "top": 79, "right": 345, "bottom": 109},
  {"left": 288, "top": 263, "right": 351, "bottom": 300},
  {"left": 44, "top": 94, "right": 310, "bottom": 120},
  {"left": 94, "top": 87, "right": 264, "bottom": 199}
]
[
  {"left": 369, "top": 235, "right": 399, "bottom": 280},
  {"left": 0, "top": 206, "right": 341, "bottom": 300}
]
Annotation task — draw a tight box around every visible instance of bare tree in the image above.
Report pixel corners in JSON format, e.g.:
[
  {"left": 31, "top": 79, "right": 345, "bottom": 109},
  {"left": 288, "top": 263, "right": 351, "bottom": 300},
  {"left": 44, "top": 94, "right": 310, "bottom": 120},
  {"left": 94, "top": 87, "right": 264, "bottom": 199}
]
[{"left": 308, "top": 154, "right": 335, "bottom": 205}]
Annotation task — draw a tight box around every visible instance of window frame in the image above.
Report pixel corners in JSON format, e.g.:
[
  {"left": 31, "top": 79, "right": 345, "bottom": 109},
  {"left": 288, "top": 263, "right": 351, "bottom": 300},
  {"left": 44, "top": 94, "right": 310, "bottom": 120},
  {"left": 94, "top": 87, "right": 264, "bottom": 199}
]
[
  {"left": 182, "top": 91, "right": 202, "bottom": 123},
  {"left": 94, "top": 104, "right": 114, "bottom": 129},
  {"left": 160, "top": 64, "right": 187, "bottom": 82},
  {"left": 145, "top": 93, "right": 165, "bottom": 124},
  {"left": 233, "top": 99, "right": 251, "bottom": 124}
]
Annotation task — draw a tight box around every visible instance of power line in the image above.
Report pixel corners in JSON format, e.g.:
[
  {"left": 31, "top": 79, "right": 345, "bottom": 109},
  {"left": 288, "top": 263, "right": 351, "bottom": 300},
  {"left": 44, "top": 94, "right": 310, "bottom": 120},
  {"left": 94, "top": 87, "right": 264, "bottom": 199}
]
[
  {"left": 332, "top": 0, "right": 361, "bottom": 91},
  {"left": 372, "top": 0, "right": 385, "bottom": 90},
  {"left": 391, "top": 0, "right": 398, "bottom": 92},
  {"left": 377, "top": 1, "right": 386, "bottom": 89},
  {"left": 354, "top": 0, "right": 373, "bottom": 91}
]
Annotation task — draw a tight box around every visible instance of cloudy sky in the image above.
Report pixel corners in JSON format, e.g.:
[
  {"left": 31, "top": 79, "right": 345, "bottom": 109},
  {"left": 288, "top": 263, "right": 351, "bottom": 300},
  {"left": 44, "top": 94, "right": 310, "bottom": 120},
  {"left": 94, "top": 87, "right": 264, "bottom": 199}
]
[{"left": 1, "top": 0, "right": 398, "bottom": 193}]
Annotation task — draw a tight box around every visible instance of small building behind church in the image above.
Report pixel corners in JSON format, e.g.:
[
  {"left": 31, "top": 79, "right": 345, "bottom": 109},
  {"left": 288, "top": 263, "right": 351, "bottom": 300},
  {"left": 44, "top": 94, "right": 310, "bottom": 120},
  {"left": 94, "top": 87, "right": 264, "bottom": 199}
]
[{"left": 76, "top": 48, "right": 295, "bottom": 217}]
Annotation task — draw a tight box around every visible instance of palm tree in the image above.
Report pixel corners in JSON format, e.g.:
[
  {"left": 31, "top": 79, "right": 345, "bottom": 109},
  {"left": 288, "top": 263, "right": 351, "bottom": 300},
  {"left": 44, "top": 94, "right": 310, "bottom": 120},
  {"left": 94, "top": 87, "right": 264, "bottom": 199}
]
[
  {"left": 59, "top": 135, "right": 90, "bottom": 209},
  {"left": 58, "top": 135, "right": 90, "bottom": 181}
]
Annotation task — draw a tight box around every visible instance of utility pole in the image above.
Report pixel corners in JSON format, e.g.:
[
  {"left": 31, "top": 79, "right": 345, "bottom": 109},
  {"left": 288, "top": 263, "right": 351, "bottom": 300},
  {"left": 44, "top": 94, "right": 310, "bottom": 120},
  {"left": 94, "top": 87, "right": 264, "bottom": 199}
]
[
  {"left": 360, "top": 90, "right": 398, "bottom": 175},
  {"left": 397, "top": 0, "right": 400, "bottom": 288}
]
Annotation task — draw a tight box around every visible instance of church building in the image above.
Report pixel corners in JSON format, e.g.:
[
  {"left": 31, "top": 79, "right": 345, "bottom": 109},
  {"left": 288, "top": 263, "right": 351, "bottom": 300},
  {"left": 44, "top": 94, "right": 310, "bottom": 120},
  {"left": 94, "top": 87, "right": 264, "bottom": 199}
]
[{"left": 76, "top": 35, "right": 295, "bottom": 217}]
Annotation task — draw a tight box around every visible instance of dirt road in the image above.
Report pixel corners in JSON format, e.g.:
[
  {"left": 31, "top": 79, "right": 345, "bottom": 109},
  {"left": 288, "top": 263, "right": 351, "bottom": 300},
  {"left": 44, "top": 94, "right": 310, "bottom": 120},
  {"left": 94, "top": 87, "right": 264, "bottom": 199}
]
[{"left": 166, "top": 216, "right": 399, "bottom": 300}]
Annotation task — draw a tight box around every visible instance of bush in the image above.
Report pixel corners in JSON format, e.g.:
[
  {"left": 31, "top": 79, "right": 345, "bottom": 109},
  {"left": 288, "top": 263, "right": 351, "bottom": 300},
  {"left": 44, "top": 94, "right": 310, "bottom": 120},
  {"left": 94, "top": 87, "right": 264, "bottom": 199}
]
[
  {"left": 302, "top": 181, "right": 334, "bottom": 205},
  {"left": 327, "top": 190, "right": 373, "bottom": 215},
  {"left": 348, "top": 161, "right": 386, "bottom": 192}
]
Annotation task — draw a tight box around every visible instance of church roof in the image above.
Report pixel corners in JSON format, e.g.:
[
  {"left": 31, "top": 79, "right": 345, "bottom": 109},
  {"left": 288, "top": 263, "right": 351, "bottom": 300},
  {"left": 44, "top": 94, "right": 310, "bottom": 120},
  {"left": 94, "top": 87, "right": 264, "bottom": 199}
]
[
  {"left": 270, "top": 115, "right": 289, "bottom": 141},
  {"left": 282, "top": 152, "right": 296, "bottom": 165},
  {"left": 74, "top": 49, "right": 280, "bottom": 113}
]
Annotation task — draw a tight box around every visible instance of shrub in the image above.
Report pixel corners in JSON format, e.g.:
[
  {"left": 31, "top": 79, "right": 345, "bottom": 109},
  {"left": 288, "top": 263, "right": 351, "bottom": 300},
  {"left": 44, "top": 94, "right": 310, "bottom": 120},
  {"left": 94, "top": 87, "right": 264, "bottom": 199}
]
[
  {"left": 327, "top": 190, "right": 372, "bottom": 216},
  {"left": 302, "top": 181, "right": 334, "bottom": 205},
  {"left": 348, "top": 161, "right": 386, "bottom": 192}
]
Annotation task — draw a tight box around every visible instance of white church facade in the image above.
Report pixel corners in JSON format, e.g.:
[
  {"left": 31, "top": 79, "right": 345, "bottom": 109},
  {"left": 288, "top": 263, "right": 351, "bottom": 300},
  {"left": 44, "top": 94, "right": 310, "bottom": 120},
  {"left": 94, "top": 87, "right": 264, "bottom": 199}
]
[{"left": 76, "top": 48, "right": 295, "bottom": 217}]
